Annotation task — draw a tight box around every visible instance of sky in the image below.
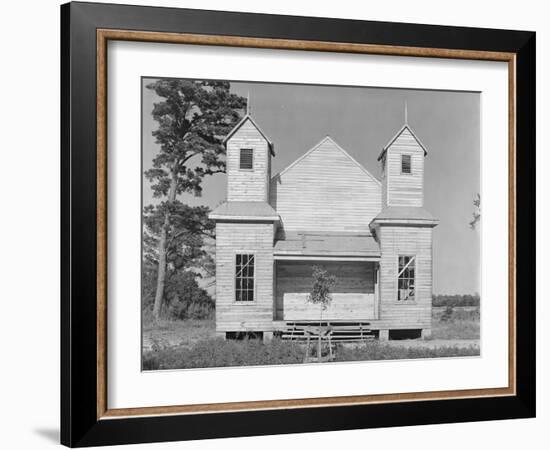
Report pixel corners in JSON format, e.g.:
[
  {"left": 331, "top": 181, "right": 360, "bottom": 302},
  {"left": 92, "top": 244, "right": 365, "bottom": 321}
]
[{"left": 142, "top": 78, "right": 481, "bottom": 295}]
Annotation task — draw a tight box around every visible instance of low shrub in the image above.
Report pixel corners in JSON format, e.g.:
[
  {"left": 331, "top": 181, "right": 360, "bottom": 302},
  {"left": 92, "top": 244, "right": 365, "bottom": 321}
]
[
  {"left": 143, "top": 336, "right": 480, "bottom": 370},
  {"left": 142, "top": 352, "right": 160, "bottom": 370},
  {"left": 432, "top": 294, "right": 480, "bottom": 307},
  {"left": 440, "top": 305, "right": 455, "bottom": 322},
  {"left": 335, "top": 342, "right": 479, "bottom": 361},
  {"left": 142, "top": 307, "right": 155, "bottom": 326},
  {"left": 449, "top": 307, "right": 480, "bottom": 321},
  {"left": 142, "top": 269, "right": 215, "bottom": 321},
  {"left": 142, "top": 337, "right": 305, "bottom": 370},
  {"left": 167, "top": 300, "right": 214, "bottom": 321}
]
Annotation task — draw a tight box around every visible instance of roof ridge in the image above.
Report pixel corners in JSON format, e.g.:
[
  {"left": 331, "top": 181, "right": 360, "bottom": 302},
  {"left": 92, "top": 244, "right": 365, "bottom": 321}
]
[
  {"left": 272, "top": 135, "right": 381, "bottom": 186},
  {"left": 222, "top": 114, "right": 275, "bottom": 156},
  {"left": 377, "top": 124, "right": 428, "bottom": 161}
]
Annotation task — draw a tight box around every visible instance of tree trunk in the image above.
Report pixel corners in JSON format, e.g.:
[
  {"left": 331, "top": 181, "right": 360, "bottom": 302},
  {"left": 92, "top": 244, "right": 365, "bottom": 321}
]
[{"left": 152, "top": 166, "right": 178, "bottom": 321}]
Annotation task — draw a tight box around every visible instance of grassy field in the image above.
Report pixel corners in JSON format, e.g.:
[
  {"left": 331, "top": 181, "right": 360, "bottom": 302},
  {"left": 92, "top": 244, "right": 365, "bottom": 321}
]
[
  {"left": 143, "top": 318, "right": 215, "bottom": 350},
  {"left": 142, "top": 306, "right": 480, "bottom": 370},
  {"left": 431, "top": 306, "right": 480, "bottom": 340}
]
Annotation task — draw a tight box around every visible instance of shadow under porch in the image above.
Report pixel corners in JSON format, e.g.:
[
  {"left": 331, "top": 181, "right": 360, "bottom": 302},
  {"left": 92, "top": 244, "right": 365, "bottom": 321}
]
[{"left": 271, "top": 258, "right": 380, "bottom": 342}]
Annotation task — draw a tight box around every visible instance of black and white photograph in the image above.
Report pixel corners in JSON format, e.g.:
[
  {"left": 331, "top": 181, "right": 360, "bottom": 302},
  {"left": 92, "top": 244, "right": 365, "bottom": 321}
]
[
  {"left": 1, "top": 0, "right": 543, "bottom": 446},
  {"left": 141, "top": 78, "right": 481, "bottom": 370},
  {"left": 0, "top": 0, "right": 543, "bottom": 447}
]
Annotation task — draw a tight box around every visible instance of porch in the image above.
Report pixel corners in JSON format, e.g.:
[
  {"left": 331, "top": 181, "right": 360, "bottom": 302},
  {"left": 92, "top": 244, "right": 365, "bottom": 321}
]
[{"left": 273, "top": 231, "right": 381, "bottom": 323}]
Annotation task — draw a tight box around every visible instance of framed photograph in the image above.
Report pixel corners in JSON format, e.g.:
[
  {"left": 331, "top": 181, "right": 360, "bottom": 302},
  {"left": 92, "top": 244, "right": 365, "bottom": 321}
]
[{"left": 61, "top": 1, "right": 535, "bottom": 447}]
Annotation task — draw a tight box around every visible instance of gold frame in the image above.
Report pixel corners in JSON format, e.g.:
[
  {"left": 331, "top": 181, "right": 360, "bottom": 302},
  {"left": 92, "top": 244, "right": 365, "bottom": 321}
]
[{"left": 96, "top": 29, "right": 516, "bottom": 420}]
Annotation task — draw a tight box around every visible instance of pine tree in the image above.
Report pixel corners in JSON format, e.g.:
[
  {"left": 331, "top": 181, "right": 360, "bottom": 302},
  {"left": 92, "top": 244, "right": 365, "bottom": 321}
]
[{"left": 145, "top": 79, "right": 246, "bottom": 320}]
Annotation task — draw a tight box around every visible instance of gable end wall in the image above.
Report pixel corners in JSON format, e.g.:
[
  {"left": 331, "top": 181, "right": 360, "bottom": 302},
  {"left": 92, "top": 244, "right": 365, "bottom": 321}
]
[
  {"left": 271, "top": 139, "right": 382, "bottom": 232},
  {"left": 385, "top": 128, "right": 425, "bottom": 207},
  {"left": 227, "top": 120, "right": 270, "bottom": 202}
]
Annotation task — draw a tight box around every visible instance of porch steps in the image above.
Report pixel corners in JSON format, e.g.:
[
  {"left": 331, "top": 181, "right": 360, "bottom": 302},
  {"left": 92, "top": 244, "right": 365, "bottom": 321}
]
[{"left": 280, "top": 321, "right": 376, "bottom": 343}]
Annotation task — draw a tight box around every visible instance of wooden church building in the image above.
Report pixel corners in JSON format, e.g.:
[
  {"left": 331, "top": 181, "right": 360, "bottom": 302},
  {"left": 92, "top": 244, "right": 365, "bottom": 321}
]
[{"left": 209, "top": 110, "right": 439, "bottom": 341}]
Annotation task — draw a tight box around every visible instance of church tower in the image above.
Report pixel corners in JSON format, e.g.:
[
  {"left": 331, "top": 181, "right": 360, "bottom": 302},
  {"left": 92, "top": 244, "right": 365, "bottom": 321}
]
[
  {"left": 223, "top": 113, "right": 275, "bottom": 202},
  {"left": 209, "top": 108, "right": 279, "bottom": 341},
  {"left": 371, "top": 108, "right": 438, "bottom": 340},
  {"left": 378, "top": 109, "right": 427, "bottom": 207}
]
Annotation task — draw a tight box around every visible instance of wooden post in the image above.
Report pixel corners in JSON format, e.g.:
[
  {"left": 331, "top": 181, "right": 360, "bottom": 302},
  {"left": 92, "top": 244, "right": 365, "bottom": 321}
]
[
  {"left": 306, "top": 330, "right": 311, "bottom": 358},
  {"left": 421, "top": 328, "right": 432, "bottom": 340},
  {"left": 379, "top": 329, "right": 389, "bottom": 341},
  {"left": 374, "top": 263, "right": 380, "bottom": 319},
  {"left": 273, "top": 260, "right": 277, "bottom": 320},
  {"left": 263, "top": 331, "right": 274, "bottom": 342},
  {"left": 328, "top": 327, "right": 334, "bottom": 361}
]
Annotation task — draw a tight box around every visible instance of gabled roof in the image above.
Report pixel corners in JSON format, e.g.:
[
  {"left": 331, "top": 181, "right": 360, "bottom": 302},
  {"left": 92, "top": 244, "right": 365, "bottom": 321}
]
[
  {"left": 377, "top": 124, "right": 428, "bottom": 161},
  {"left": 272, "top": 136, "right": 381, "bottom": 186},
  {"left": 209, "top": 201, "right": 279, "bottom": 222},
  {"left": 274, "top": 231, "right": 380, "bottom": 257},
  {"left": 222, "top": 114, "right": 275, "bottom": 156}
]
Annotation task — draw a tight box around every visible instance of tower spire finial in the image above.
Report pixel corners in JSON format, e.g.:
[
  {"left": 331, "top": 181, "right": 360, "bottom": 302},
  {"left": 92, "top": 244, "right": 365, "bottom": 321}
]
[
  {"left": 247, "top": 91, "right": 251, "bottom": 115},
  {"left": 404, "top": 101, "right": 408, "bottom": 124}
]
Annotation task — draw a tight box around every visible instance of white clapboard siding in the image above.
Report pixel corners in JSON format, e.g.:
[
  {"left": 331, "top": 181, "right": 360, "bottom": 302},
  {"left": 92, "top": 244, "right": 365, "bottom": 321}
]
[
  {"left": 215, "top": 222, "right": 275, "bottom": 332},
  {"left": 383, "top": 127, "right": 425, "bottom": 207},
  {"left": 376, "top": 226, "right": 433, "bottom": 328},
  {"left": 271, "top": 137, "right": 381, "bottom": 232},
  {"left": 283, "top": 293, "right": 376, "bottom": 321},
  {"left": 227, "top": 119, "right": 270, "bottom": 202}
]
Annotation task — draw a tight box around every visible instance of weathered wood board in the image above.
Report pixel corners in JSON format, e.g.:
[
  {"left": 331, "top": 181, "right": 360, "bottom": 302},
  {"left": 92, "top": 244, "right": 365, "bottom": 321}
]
[
  {"left": 270, "top": 137, "right": 381, "bottom": 232},
  {"left": 227, "top": 118, "right": 271, "bottom": 202},
  {"left": 215, "top": 222, "right": 275, "bottom": 332},
  {"left": 275, "top": 260, "right": 376, "bottom": 320},
  {"left": 382, "top": 126, "right": 425, "bottom": 207},
  {"left": 283, "top": 293, "right": 376, "bottom": 321}
]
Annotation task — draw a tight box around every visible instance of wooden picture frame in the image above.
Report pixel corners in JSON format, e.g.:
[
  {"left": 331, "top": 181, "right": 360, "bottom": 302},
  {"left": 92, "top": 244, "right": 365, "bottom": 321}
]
[{"left": 61, "top": 1, "right": 535, "bottom": 447}]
